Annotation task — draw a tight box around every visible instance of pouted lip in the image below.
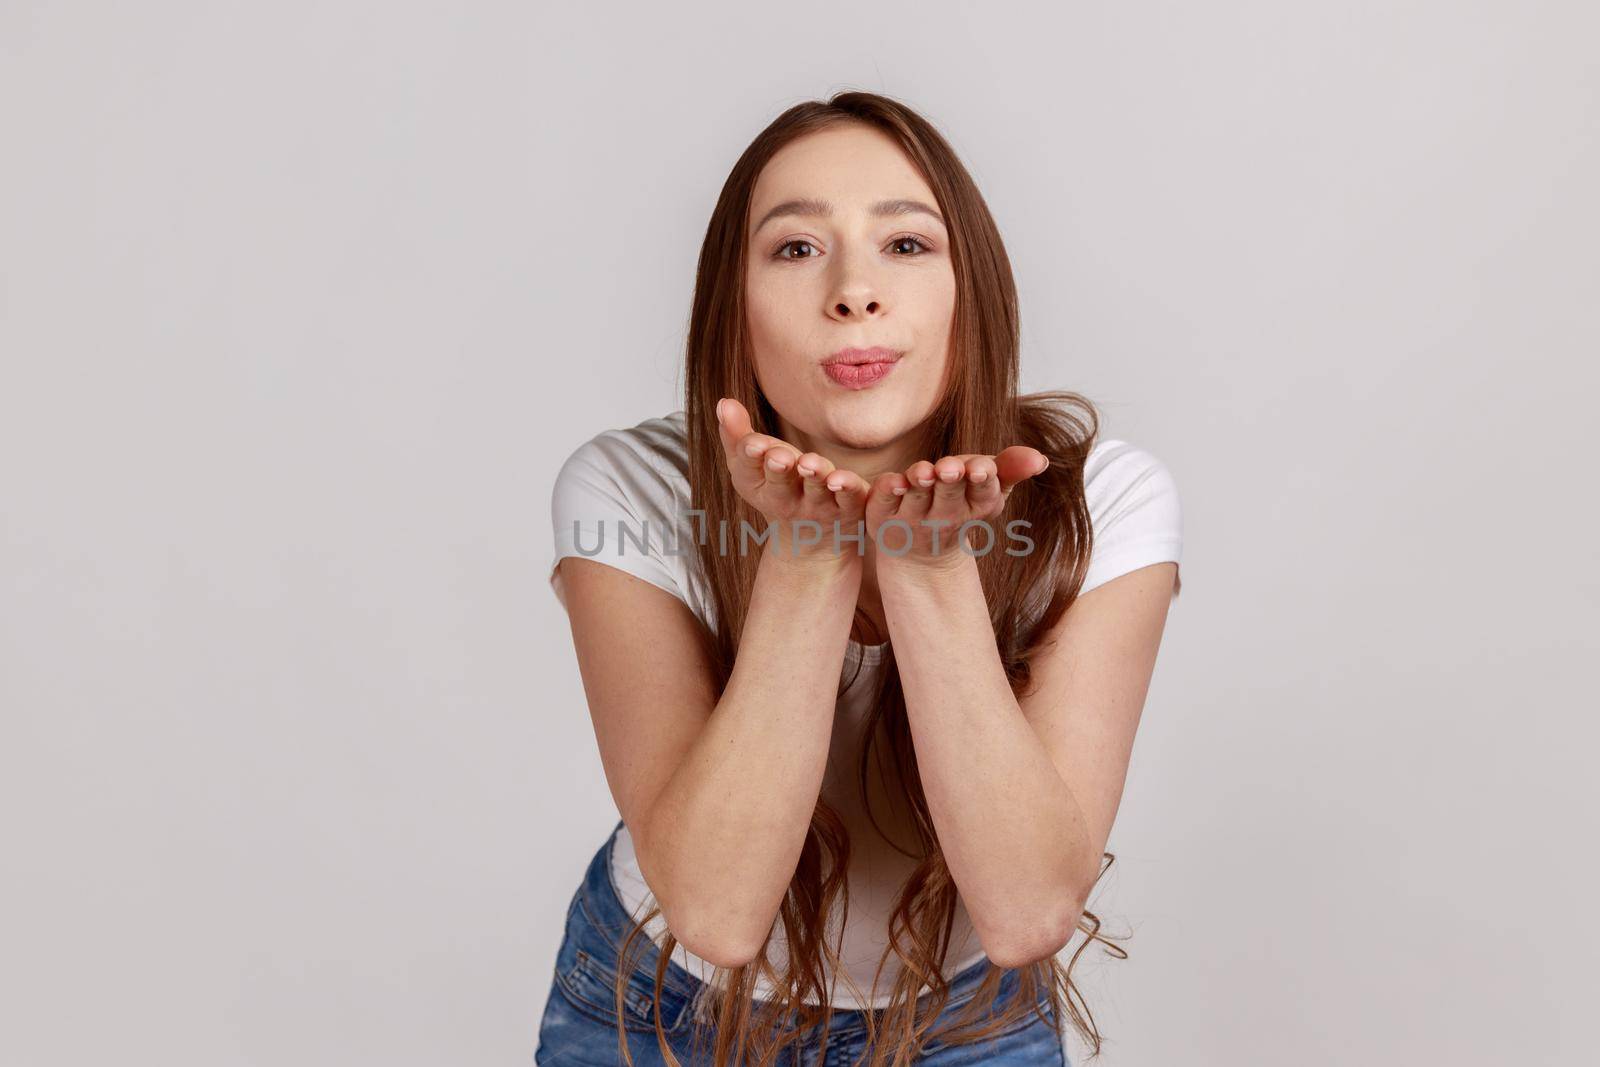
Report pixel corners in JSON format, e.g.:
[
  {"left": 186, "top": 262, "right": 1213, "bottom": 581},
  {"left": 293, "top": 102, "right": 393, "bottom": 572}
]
[{"left": 822, "top": 346, "right": 904, "bottom": 366}]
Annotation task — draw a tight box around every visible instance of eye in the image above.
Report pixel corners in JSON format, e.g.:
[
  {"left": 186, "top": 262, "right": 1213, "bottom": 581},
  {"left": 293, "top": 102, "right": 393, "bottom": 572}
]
[
  {"left": 888, "top": 235, "right": 932, "bottom": 256},
  {"left": 774, "top": 239, "right": 818, "bottom": 260},
  {"left": 771, "top": 235, "right": 935, "bottom": 261}
]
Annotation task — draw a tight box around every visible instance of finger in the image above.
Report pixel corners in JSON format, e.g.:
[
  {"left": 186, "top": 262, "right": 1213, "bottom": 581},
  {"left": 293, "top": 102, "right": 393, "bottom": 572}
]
[
  {"left": 827, "top": 470, "right": 873, "bottom": 520},
  {"left": 715, "top": 397, "right": 753, "bottom": 461},
  {"left": 930, "top": 455, "right": 969, "bottom": 515},
  {"left": 717, "top": 398, "right": 781, "bottom": 490},
  {"left": 964, "top": 455, "right": 1002, "bottom": 511},
  {"left": 865, "top": 470, "right": 907, "bottom": 526},
  {"left": 795, "top": 452, "right": 836, "bottom": 509},
  {"left": 763, "top": 443, "right": 803, "bottom": 499},
  {"left": 817, "top": 470, "right": 870, "bottom": 553},
  {"left": 994, "top": 446, "right": 1049, "bottom": 495},
  {"left": 823, "top": 466, "right": 868, "bottom": 495},
  {"left": 902, "top": 460, "right": 937, "bottom": 515}
]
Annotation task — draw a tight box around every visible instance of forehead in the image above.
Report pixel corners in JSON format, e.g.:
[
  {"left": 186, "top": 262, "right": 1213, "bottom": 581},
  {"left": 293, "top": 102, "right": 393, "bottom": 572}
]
[{"left": 748, "top": 124, "right": 937, "bottom": 226}]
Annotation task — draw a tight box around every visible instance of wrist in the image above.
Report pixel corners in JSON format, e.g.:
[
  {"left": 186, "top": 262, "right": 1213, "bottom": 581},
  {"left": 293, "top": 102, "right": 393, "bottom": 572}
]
[
  {"left": 759, "top": 516, "right": 870, "bottom": 569},
  {"left": 876, "top": 551, "right": 981, "bottom": 619},
  {"left": 876, "top": 545, "right": 980, "bottom": 584},
  {"left": 759, "top": 542, "right": 864, "bottom": 584}
]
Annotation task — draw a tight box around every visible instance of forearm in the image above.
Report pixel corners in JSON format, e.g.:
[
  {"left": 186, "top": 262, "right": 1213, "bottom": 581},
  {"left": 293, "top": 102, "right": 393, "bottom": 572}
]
[
  {"left": 645, "top": 549, "right": 859, "bottom": 965},
  {"left": 878, "top": 552, "right": 1093, "bottom": 966}
]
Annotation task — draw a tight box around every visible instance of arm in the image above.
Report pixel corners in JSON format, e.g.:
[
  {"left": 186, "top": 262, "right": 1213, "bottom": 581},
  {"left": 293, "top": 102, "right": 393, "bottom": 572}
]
[
  {"left": 864, "top": 448, "right": 1179, "bottom": 967},
  {"left": 556, "top": 399, "right": 873, "bottom": 968},
  {"left": 559, "top": 549, "right": 859, "bottom": 967},
  {"left": 661, "top": 550, "right": 861, "bottom": 967},
  {"left": 877, "top": 551, "right": 1177, "bottom": 968}
]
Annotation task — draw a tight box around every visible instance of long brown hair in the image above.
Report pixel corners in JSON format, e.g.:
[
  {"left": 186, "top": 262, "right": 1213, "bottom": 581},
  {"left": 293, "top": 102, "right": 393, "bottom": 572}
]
[{"left": 609, "top": 90, "right": 1153, "bottom": 1066}]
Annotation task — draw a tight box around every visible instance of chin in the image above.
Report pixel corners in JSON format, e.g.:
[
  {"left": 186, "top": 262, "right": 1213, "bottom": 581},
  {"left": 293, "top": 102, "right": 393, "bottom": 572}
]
[{"left": 821, "top": 407, "right": 907, "bottom": 451}]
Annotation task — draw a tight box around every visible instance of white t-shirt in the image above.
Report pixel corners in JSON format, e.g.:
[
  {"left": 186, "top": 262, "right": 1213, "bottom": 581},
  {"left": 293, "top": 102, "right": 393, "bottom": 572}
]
[{"left": 547, "top": 409, "right": 1182, "bottom": 1010}]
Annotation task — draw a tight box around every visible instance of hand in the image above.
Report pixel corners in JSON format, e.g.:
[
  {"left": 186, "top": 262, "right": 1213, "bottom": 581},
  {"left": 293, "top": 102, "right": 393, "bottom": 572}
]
[
  {"left": 715, "top": 397, "right": 874, "bottom": 563},
  {"left": 865, "top": 449, "right": 1050, "bottom": 570}
]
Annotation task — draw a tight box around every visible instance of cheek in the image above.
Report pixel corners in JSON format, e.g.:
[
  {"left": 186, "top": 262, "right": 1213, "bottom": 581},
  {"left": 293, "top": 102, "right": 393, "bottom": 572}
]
[
  {"left": 905, "top": 279, "right": 956, "bottom": 355},
  {"left": 743, "top": 295, "right": 801, "bottom": 399},
  {"left": 911, "top": 270, "right": 958, "bottom": 322},
  {"left": 746, "top": 281, "right": 812, "bottom": 363},
  {"left": 744, "top": 277, "right": 797, "bottom": 347}
]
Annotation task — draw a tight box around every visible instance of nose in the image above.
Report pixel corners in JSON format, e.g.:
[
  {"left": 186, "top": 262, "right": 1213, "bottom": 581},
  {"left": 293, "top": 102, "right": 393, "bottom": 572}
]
[
  {"left": 826, "top": 253, "right": 884, "bottom": 321},
  {"left": 831, "top": 295, "right": 881, "bottom": 318}
]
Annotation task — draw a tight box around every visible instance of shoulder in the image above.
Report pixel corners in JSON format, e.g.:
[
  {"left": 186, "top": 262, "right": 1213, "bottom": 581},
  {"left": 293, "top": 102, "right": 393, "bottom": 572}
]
[
  {"left": 552, "top": 409, "right": 690, "bottom": 512},
  {"left": 550, "top": 410, "right": 706, "bottom": 615},
  {"left": 1079, "top": 438, "right": 1183, "bottom": 597}
]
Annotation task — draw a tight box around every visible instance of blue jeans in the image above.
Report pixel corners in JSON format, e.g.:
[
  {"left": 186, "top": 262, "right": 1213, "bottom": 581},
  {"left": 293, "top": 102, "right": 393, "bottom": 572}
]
[{"left": 535, "top": 820, "right": 1069, "bottom": 1066}]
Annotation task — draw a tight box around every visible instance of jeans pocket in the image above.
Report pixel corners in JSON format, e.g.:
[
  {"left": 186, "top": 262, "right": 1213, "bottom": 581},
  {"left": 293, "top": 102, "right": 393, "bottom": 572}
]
[
  {"left": 918, "top": 985, "right": 1059, "bottom": 1056},
  {"left": 555, "top": 945, "right": 691, "bottom": 1034}
]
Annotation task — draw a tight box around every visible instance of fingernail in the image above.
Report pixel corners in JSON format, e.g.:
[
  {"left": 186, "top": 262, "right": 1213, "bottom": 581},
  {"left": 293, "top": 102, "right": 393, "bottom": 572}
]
[{"left": 715, "top": 399, "right": 726, "bottom": 424}]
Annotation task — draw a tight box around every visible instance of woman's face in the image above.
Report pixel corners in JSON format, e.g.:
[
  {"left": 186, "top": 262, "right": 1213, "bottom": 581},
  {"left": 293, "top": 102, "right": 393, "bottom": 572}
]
[{"left": 744, "top": 123, "right": 956, "bottom": 467}]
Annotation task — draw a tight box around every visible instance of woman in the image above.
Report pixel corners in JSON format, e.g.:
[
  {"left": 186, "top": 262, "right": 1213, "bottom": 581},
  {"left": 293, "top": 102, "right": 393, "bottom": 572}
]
[{"left": 538, "top": 91, "right": 1182, "bottom": 1066}]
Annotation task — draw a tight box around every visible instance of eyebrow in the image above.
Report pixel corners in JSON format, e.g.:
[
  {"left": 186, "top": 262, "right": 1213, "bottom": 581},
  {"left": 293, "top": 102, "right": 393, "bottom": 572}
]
[{"left": 751, "top": 196, "right": 946, "bottom": 235}]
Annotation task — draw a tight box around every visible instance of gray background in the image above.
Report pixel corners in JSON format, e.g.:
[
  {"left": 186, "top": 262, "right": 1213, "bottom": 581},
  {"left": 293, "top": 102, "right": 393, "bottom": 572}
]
[{"left": 3, "top": 2, "right": 1596, "bottom": 1064}]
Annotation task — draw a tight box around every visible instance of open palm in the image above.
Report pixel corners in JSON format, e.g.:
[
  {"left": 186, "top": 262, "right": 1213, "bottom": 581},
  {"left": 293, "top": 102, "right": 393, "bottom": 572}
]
[
  {"left": 715, "top": 398, "right": 874, "bottom": 561},
  {"left": 864, "top": 450, "right": 1050, "bottom": 565}
]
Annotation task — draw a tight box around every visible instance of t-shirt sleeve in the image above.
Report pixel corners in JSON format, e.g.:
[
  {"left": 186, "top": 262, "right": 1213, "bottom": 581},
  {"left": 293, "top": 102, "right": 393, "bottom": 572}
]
[
  {"left": 1079, "top": 441, "right": 1184, "bottom": 597},
  {"left": 549, "top": 433, "right": 688, "bottom": 612}
]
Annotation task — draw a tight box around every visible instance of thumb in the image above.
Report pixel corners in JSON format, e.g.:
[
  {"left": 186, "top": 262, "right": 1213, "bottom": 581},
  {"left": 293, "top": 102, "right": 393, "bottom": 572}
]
[
  {"left": 994, "top": 446, "right": 1049, "bottom": 495},
  {"left": 716, "top": 397, "right": 755, "bottom": 457}
]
